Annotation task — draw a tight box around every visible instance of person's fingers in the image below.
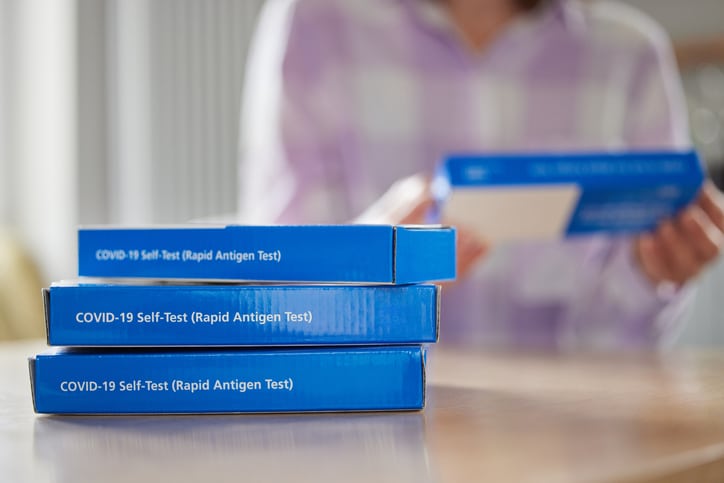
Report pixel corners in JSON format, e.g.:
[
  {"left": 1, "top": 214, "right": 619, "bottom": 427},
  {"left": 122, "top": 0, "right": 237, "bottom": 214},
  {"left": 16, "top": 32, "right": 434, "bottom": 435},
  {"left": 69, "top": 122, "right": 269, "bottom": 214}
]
[
  {"left": 393, "top": 174, "right": 434, "bottom": 224},
  {"left": 637, "top": 198, "right": 724, "bottom": 287},
  {"left": 456, "top": 248, "right": 486, "bottom": 279},
  {"left": 453, "top": 224, "right": 488, "bottom": 279},
  {"left": 696, "top": 181, "right": 724, "bottom": 232},
  {"left": 678, "top": 206, "right": 723, "bottom": 264},
  {"left": 355, "top": 173, "right": 433, "bottom": 224},
  {"left": 636, "top": 234, "right": 671, "bottom": 285},
  {"left": 457, "top": 240, "right": 487, "bottom": 269},
  {"left": 399, "top": 197, "right": 435, "bottom": 225},
  {"left": 655, "top": 220, "right": 702, "bottom": 283},
  {"left": 457, "top": 229, "right": 487, "bottom": 256}
]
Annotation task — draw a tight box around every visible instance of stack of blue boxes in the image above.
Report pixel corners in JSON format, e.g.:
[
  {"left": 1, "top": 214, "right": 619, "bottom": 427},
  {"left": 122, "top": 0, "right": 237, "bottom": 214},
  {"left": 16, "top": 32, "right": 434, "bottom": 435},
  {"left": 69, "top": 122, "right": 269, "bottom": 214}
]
[{"left": 30, "top": 224, "right": 455, "bottom": 414}]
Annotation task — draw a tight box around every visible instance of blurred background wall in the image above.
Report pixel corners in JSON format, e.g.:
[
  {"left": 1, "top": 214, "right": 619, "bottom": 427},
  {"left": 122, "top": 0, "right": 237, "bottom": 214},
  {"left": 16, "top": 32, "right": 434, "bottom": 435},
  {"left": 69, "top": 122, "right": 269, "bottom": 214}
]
[{"left": 0, "top": 0, "right": 723, "bottom": 344}]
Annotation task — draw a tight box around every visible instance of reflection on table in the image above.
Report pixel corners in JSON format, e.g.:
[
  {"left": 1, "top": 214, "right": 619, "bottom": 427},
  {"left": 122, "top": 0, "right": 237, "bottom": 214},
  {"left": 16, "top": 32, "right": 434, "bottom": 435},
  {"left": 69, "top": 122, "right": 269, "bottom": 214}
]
[{"left": 34, "top": 412, "right": 430, "bottom": 483}]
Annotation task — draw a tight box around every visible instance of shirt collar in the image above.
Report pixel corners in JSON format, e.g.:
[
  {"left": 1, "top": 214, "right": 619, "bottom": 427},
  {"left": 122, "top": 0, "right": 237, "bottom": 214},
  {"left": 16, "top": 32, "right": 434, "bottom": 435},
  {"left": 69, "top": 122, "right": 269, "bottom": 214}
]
[
  {"left": 550, "top": 0, "right": 587, "bottom": 33},
  {"left": 402, "top": 0, "right": 586, "bottom": 36}
]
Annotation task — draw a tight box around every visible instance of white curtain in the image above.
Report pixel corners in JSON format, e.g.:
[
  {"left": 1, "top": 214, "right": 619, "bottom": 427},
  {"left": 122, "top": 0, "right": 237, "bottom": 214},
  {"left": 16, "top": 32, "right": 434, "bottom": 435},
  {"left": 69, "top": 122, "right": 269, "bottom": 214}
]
[
  {"left": 0, "top": 0, "right": 78, "bottom": 284},
  {"left": 1, "top": 0, "right": 264, "bottom": 283}
]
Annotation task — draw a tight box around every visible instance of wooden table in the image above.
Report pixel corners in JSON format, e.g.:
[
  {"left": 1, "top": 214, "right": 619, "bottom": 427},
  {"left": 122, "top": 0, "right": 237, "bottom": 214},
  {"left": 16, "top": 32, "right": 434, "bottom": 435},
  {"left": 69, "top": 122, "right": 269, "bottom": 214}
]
[{"left": 3, "top": 340, "right": 724, "bottom": 483}]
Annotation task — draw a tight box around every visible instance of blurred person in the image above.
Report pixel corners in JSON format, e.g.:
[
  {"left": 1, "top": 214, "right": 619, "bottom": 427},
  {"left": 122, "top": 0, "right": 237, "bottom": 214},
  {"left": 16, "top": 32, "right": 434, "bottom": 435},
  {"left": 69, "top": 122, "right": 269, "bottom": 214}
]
[{"left": 238, "top": 0, "right": 724, "bottom": 350}]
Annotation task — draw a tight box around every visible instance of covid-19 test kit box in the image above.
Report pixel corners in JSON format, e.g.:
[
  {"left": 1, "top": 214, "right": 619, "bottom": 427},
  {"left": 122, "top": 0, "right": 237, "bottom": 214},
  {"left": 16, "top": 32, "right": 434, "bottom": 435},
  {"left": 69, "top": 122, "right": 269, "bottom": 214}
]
[{"left": 433, "top": 151, "right": 705, "bottom": 241}]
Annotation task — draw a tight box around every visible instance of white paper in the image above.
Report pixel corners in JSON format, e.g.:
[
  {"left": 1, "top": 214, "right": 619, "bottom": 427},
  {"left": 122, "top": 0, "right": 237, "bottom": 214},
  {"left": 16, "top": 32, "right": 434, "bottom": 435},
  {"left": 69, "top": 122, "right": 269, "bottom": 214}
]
[{"left": 442, "top": 184, "right": 581, "bottom": 241}]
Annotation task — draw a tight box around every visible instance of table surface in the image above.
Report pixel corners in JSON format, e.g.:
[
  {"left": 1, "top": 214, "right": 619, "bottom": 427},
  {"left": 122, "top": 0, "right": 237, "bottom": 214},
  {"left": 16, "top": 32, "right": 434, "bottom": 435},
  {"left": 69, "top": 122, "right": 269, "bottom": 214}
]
[{"left": 3, "top": 340, "right": 724, "bottom": 483}]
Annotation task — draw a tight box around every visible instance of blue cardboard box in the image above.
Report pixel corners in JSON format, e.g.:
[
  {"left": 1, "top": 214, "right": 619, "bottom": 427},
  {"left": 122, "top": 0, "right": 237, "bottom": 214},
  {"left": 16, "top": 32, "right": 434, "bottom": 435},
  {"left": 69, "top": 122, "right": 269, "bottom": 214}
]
[
  {"left": 78, "top": 225, "right": 456, "bottom": 283},
  {"left": 30, "top": 346, "right": 426, "bottom": 414},
  {"left": 433, "top": 151, "right": 704, "bottom": 241},
  {"left": 44, "top": 281, "right": 439, "bottom": 346}
]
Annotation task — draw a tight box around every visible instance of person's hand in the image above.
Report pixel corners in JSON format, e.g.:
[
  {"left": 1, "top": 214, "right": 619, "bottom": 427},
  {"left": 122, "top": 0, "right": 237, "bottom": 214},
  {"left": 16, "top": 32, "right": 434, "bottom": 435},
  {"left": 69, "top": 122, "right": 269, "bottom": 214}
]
[
  {"left": 354, "top": 173, "right": 489, "bottom": 280},
  {"left": 354, "top": 174, "right": 433, "bottom": 224},
  {"left": 448, "top": 223, "right": 488, "bottom": 280},
  {"left": 635, "top": 181, "right": 724, "bottom": 287}
]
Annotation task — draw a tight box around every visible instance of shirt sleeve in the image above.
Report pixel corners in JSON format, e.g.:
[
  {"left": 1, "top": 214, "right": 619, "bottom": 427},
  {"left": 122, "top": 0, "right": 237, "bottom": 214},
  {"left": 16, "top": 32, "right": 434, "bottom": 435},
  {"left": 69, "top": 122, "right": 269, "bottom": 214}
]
[
  {"left": 623, "top": 27, "right": 691, "bottom": 149},
  {"left": 557, "top": 238, "right": 695, "bottom": 349},
  {"left": 237, "top": 0, "right": 349, "bottom": 224},
  {"left": 559, "top": 32, "right": 696, "bottom": 349}
]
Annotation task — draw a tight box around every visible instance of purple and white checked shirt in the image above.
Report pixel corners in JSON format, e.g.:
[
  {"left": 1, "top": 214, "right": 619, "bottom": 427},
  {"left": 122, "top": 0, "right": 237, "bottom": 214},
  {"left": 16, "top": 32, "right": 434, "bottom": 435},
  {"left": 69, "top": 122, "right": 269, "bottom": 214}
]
[{"left": 238, "top": 0, "right": 693, "bottom": 350}]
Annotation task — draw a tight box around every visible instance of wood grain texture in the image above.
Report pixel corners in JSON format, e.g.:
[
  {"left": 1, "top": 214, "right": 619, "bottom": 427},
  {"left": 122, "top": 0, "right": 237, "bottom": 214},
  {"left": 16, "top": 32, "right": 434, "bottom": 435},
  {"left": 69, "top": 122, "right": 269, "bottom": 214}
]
[{"left": 426, "top": 348, "right": 724, "bottom": 483}]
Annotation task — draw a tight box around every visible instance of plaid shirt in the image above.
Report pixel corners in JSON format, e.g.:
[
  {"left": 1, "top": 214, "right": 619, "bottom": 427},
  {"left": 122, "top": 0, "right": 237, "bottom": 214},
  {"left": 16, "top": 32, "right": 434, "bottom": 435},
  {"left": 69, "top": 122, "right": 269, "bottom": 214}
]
[{"left": 239, "top": 0, "right": 692, "bottom": 349}]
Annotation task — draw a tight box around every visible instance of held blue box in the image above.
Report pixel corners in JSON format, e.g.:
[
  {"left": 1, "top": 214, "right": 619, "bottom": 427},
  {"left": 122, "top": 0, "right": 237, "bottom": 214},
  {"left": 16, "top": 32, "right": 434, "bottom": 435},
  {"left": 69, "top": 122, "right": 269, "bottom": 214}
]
[
  {"left": 29, "top": 346, "right": 426, "bottom": 414},
  {"left": 433, "top": 151, "right": 705, "bottom": 241},
  {"left": 43, "top": 281, "right": 439, "bottom": 347},
  {"left": 78, "top": 224, "right": 456, "bottom": 283}
]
